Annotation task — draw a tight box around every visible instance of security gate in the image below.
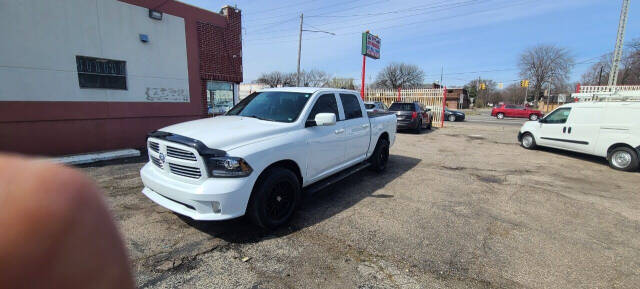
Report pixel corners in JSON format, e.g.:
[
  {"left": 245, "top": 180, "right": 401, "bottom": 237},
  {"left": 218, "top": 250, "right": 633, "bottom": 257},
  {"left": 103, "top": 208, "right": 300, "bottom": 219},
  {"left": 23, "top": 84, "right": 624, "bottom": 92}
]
[{"left": 365, "top": 88, "right": 446, "bottom": 127}]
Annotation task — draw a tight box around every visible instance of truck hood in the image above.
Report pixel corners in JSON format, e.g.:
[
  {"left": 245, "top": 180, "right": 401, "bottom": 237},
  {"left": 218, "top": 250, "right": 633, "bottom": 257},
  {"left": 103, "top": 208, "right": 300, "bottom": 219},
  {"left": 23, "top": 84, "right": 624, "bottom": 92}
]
[
  {"left": 159, "top": 116, "right": 292, "bottom": 151},
  {"left": 520, "top": 120, "right": 538, "bottom": 132}
]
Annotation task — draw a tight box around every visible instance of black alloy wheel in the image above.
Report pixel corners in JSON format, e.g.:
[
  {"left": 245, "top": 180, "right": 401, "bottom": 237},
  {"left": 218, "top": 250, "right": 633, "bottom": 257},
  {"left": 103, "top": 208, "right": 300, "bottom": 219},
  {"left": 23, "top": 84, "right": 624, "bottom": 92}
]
[
  {"left": 247, "top": 167, "right": 301, "bottom": 229},
  {"left": 370, "top": 138, "right": 390, "bottom": 172}
]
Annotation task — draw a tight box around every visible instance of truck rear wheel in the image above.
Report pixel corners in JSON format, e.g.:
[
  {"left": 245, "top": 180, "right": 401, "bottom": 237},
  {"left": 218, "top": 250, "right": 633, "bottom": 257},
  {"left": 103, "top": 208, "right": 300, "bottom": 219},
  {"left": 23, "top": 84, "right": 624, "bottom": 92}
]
[
  {"left": 247, "top": 167, "right": 301, "bottom": 229},
  {"left": 608, "top": 147, "right": 639, "bottom": 172},
  {"left": 369, "top": 137, "right": 390, "bottom": 172}
]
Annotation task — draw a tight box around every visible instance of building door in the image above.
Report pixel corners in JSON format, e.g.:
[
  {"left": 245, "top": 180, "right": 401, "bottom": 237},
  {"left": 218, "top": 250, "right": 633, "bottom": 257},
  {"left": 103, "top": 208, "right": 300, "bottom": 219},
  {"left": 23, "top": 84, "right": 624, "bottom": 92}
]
[{"left": 207, "top": 81, "right": 236, "bottom": 116}]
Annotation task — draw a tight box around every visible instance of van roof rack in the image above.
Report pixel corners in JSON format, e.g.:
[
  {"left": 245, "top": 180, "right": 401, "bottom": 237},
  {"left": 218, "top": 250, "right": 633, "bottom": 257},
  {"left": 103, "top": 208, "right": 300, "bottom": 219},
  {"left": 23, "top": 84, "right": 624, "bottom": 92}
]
[{"left": 572, "top": 85, "right": 640, "bottom": 102}]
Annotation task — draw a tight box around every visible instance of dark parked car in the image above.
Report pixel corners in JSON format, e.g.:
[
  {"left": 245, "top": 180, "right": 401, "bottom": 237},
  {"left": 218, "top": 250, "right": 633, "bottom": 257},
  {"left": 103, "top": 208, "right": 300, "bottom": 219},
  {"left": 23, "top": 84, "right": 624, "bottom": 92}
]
[
  {"left": 444, "top": 107, "right": 465, "bottom": 122},
  {"left": 388, "top": 102, "right": 433, "bottom": 133},
  {"left": 364, "top": 101, "right": 388, "bottom": 113}
]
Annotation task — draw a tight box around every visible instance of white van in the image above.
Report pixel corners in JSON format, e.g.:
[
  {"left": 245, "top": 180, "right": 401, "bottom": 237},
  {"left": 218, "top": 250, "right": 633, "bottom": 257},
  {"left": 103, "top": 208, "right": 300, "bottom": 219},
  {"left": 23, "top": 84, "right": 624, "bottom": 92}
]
[{"left": 518, "top": 101, "right": 640, "bottom": 171}]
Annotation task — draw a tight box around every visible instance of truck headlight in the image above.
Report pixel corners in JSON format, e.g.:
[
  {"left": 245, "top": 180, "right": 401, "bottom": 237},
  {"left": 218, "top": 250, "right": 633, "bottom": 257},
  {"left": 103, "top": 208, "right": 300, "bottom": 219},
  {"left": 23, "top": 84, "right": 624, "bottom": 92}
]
[{"left": 206, "top": 156, "right": 252, "bottom": 177}]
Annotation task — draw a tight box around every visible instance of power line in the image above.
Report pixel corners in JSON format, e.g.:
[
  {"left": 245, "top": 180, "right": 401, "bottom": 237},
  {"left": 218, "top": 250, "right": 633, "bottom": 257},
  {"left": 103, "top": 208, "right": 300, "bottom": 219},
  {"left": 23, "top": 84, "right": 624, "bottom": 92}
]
[
  {"left": 244, "top": 0, "right": 491, "bottom": 42},
  {"left": 244, "top": 17, "right": 299, "bottom": 34},
  {"left": 242, "top": 0, "right": 374, "bottom": 25},
  {"left": 305, "top": 0, "right": 467, "bottom": 18},
  {"left": 244, "top": 0, "right": 528, "bottom": 44}
]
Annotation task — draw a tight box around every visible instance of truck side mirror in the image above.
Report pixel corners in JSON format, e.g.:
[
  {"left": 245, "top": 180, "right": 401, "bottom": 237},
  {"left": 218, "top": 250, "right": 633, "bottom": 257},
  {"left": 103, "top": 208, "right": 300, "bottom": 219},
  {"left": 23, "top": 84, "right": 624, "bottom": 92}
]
[{"left": 314, "top": 113, "right": 336, "bottom": 126}]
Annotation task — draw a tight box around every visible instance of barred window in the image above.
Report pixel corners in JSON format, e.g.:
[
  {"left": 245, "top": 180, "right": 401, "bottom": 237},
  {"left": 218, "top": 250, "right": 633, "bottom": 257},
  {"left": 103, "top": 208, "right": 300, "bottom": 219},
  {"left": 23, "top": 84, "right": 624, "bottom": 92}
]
[{"left": 76, "top": 56, "right": 127, "bottom": 90}]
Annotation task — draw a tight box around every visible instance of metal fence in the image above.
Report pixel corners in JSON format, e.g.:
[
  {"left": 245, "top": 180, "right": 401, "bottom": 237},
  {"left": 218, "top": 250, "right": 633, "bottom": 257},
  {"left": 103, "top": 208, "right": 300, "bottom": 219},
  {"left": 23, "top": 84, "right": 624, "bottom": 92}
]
[{"left": 364, "top": 88, "right": 446, "bottom": 127}]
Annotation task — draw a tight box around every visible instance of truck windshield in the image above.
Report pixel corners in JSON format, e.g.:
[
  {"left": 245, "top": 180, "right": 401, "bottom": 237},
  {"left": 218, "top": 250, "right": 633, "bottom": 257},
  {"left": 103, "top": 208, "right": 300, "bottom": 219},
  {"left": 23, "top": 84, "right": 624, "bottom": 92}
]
[{"left": 226, "top": 91, "right": 312, "bottom": 123}]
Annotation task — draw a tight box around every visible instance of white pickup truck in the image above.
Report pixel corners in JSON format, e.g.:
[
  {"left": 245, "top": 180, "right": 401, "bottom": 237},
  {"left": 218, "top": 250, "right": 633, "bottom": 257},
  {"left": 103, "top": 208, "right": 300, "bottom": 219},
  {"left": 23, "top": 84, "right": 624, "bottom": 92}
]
[{"left": 141, "top": 88, "right": 396, "bottom": 228}]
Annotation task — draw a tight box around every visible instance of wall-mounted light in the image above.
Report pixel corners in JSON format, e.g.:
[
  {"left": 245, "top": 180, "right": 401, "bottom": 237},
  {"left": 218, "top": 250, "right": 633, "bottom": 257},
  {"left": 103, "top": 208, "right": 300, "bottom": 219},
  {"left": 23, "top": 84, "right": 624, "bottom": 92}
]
[{"left": 149, "top": 9, "right": 162, "bottom": 20}]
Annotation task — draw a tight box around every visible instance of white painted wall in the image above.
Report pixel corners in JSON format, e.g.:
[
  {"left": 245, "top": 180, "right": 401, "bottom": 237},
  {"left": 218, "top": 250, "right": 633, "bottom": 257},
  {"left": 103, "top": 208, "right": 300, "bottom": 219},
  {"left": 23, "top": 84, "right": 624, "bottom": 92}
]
[{"left": 0, "top": 0, "right": 190, "bottom": 102}]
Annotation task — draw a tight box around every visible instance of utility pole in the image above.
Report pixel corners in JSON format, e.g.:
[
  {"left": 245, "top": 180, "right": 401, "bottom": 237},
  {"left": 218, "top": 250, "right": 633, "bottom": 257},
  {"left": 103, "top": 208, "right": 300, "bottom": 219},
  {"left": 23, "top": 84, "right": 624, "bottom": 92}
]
[
  {"left": 296, "top": 13, "right": 334, "bottom": 87},
  {"left": 545, "top": 82, "right": 551, "bottom": 111},
  {"left": 296, "top": 13, "right": 303, "bottom": 87},
  {"left": 440, "top": 65, "right": 443, "bottom": 87},
  {"left": 608, "top": 0, "right": 630, "bottom": 87},
  {"left": 598, "top": 66, "right": 604, "bottom": 85},
  {"left": 477, "top": 76, "right": 481, "bottom": 107}
]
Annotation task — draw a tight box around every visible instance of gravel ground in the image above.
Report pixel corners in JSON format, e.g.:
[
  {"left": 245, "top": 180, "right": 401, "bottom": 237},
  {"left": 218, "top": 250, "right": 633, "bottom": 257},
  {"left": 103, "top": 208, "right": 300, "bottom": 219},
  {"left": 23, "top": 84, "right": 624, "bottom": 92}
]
[{"left": 81, "top": 121, "right": 640, "bottom": 289}]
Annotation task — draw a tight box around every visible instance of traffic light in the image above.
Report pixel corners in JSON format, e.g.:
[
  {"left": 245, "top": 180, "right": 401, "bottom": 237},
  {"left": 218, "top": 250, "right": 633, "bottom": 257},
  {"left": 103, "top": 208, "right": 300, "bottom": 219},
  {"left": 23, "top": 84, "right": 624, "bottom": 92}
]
[{"left": 520, "top": 80, "right": 530, "bottom": 87}]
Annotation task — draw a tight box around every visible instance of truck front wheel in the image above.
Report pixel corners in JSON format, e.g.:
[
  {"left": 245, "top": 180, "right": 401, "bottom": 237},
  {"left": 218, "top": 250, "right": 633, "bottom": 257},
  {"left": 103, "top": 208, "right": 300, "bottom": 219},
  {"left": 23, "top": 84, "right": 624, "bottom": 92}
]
[
  {"left": 247, "top": 167, "right": 301, "bottom": 229},
  {"left": 369, "top": 137, "right": 390, "bottom": 172}
]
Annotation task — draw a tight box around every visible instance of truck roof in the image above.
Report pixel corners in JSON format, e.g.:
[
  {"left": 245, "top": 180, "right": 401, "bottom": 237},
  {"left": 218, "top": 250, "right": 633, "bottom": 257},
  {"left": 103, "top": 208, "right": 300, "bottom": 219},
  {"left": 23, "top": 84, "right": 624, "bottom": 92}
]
[{"left": 257, "top": 87, "right": 359, "bottom": 94}]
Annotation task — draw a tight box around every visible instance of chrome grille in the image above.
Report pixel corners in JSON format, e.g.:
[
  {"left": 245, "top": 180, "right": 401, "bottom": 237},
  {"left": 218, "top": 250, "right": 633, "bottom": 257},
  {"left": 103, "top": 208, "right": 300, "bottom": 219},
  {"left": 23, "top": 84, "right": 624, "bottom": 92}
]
[
  {"left": 169, "top": 163, "right": 202, "bottom": 179},
  {"left": 166, "top": 146, "right": 197, "bottom": 161},
  {"left": 150, "top": 155, "right": 163, "bottom": 168},
  {"left": 148, "top": 141, "right": 160, "bottom": 152}
]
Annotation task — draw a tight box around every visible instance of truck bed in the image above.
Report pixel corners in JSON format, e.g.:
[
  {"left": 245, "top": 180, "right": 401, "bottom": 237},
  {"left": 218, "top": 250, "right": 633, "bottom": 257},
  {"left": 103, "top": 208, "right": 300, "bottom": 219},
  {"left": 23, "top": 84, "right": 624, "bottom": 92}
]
[{"left": 367, "top": 111, "right": 394, "bottom": 118}]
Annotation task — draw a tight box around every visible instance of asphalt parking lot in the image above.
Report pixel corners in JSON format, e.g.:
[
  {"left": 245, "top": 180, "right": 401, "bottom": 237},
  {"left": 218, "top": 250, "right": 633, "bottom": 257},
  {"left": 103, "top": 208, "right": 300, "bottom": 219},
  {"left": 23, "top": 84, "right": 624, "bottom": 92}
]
[{"left": 82, "top": 120, "right": 640, "bottom": 289}]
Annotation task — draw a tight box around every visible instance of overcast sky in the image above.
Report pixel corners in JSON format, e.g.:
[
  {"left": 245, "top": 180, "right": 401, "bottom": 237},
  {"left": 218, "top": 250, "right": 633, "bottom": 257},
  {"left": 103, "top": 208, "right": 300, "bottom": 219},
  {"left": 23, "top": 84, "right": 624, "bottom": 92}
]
[{"left": 182, "top": 0, "right": 639, "bottom": 87}]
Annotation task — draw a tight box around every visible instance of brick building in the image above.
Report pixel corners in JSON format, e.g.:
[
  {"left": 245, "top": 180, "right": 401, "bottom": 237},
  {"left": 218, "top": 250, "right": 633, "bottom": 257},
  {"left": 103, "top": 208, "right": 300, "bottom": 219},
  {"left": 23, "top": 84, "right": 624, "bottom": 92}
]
[
  {"left": 0, "top": 0, "right": 242, "bottom": 156},
  {"left": 445, "top": 88, "right": 470, "bottom": 109}
]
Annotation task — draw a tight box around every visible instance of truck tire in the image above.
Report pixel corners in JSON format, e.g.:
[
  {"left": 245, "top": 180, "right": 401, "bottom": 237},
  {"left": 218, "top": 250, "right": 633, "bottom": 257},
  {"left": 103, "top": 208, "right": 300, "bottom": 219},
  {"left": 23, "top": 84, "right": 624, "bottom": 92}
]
[
  {"left": 414, "top": 119, "right": 422, "bottom": 134},
  {"left": 520, "top": 132, "right": 537, "bottom": 150},
  {"left": 369, "top": 137, "right": 390, "bottom": 172},
  {"left": 247, "top": 167, "right": 301, "bottom": 229},
  {"left": 608, "top": 147, "right": 639, "bottom": 172}
]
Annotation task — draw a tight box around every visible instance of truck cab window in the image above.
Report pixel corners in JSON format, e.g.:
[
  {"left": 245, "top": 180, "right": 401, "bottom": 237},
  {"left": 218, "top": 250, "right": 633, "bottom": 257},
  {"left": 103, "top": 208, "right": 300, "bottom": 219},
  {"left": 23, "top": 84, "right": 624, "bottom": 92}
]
[
  {"left": 340, "top": 94, "right": 363, "bottom": 120},
  {"left": 543, "top": 108, "right": 571, "bottom": 124},
  {"left": 308, "top": 94, "right": 339, "bottom": 121}
]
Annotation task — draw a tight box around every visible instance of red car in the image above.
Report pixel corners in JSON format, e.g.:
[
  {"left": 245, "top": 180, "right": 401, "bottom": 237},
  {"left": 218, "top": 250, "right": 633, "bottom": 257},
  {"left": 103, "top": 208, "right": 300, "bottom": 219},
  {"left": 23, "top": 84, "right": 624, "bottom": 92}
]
[{"left": 491, "top": 104, "right": 543, "bottom": 121}]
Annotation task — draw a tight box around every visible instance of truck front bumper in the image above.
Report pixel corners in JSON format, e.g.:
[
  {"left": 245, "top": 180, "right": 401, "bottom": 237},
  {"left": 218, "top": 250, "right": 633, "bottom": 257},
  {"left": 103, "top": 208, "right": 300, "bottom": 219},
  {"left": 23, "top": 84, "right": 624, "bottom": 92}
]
[{"left": 140, "top": 163, "right": 257, "bottom": 221}]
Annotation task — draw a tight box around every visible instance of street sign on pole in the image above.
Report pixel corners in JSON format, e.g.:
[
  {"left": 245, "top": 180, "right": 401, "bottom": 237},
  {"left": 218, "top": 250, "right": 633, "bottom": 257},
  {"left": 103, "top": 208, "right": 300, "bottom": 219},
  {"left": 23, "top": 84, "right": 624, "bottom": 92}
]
[
  {"left": 360, "top": 31, "right": 381, "bottom": 99},
  {"left": 361, "top": 32, "right": 381, "bottom": 59}
]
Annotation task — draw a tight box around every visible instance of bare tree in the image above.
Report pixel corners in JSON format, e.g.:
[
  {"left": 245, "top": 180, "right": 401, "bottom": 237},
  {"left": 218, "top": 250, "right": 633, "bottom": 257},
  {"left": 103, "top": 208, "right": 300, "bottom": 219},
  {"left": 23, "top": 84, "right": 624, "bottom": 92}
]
[
  {"left": 464, "top": 78, "right": 499, "bottom": 107},
  {"left": 581, "top": 39, "right": 640, "bottom": 85},
  {"left": 581, "top": 54, "right": 612, "bottom": 85},
  {"left": 519, "top": 45, "right": 574, "bottom": 100},
  {"left": 374, "top": 63, "right": 424, "bottom": 89},
  {"left": 297, "top": 69, "right": 329, "bottom": 87},
  {"left": 324, "top": 77, "right": 356, "bottom": 90},
  {"left": 620, "top": 38, "right": 640, "bottom": 84},
  {"left": 500, "top": 83, "right": 527, "bottom": 104},
  {"left": 256, "top": 71, "right": 295, "bottom": 87}
]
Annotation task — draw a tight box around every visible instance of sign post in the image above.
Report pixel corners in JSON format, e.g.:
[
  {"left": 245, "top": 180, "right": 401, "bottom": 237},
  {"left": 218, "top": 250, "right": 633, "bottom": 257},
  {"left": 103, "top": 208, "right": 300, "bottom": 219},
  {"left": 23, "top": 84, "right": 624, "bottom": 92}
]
[{"left": 361, "top": 31, "right": 381, "bottom": 99}]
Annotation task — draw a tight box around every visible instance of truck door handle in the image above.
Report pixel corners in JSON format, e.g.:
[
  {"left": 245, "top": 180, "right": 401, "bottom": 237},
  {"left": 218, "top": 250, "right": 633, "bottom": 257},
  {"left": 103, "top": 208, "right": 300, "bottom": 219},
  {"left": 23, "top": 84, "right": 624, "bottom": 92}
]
[
  {"left": 563, "top": 127, "right": 566, "bottom": 133},
  {"left": 334, "top": 129, "right": 345, "bottom": 134},
  {"left": 361, "top": 124, "right": 370, "bottom": 128},
  {"left": 568, "top": 127, "right": 572, "bottom": 134}
]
